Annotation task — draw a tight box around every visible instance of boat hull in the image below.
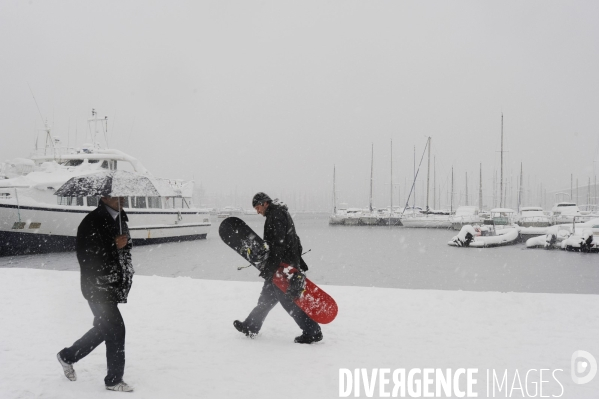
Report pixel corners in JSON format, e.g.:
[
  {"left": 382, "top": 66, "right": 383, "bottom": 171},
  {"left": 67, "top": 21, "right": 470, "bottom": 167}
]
[
  {"left": 344, "top": 217, "right": 361, "bottom": 225},
  {"left": 0, "top": 203, "right": 211, "bottom": 256},
  {"left": 328, "top": 215, "right": 346, "bottom": 225},
  {"left": 448, "top": 227, "right": 520, "bottom": 248},
  {"left": 359, "top": 216, "right": 379, "bottom": 225},
  {"left": 401, "top": 216, "right": 452, "bottom": 229}
]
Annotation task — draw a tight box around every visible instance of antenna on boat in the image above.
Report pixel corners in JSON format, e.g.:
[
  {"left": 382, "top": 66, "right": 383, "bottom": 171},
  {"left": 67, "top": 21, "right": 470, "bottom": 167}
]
[
  {"left": 28, "top": 83, "right": 45, "bottom": 127},
  {"left": 88, "top": 109, "right": 109, "bottom": 149},
  {"left": 27, "top": 83, "right": 55, "bottom": 156}
]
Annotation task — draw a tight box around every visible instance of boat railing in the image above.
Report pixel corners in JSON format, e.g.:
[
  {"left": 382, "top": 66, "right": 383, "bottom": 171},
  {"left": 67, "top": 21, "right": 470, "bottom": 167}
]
[
  {"left": 518, "top": 215, "right": 548, "bottom": 223},
  {"left": 29, "top": 146, "right": 80, "bottom": 159}
]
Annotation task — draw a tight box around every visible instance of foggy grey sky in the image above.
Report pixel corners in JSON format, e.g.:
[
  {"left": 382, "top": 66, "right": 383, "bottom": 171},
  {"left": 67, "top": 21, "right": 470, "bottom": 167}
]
[{"left": 1, "top": 1, "right": 598, "bottom": 210}]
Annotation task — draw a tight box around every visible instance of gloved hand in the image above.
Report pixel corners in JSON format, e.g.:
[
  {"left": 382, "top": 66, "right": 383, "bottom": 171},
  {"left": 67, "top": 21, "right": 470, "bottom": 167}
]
[
  {"left": 287, "top": 270, "right": 306, "bottom": 299},
  {"left": 259, "top": 266, "right": 275, "bottom": 281}
]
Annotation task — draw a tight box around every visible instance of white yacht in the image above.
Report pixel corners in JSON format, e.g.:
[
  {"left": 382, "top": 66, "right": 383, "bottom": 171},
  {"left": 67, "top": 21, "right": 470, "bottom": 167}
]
[
  {"left": 515, "top": 206, "right": 551, "bottom": 227},
  {"left": 484, "top": 208, "right": 518, "bottom": 229},
  {"left": 551, "top": 202, "right": 588, "bottom": 224},
  {"left": 0, "top": 110, "right": 211, "bottom": 256}
]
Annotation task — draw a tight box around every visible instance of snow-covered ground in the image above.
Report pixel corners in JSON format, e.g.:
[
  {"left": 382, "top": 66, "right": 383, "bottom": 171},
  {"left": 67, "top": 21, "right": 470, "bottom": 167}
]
[{"left": 1, "top": 268, "right": 599, "bottom": 398}]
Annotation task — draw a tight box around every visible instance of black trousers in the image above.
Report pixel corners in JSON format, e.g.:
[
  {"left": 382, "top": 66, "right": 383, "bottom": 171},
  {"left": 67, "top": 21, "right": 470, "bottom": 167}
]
[
  {"left": 59, "top": 302, "right": 126, "bottom": 386},
  {"left": 244, "top": 280, "right": 321, "bottom": 335}
]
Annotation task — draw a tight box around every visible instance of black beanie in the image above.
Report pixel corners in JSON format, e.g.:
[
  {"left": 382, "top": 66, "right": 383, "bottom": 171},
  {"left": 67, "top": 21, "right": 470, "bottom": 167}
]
[{"left": 252, "top": 192, "right": 272, "bottom": 207}]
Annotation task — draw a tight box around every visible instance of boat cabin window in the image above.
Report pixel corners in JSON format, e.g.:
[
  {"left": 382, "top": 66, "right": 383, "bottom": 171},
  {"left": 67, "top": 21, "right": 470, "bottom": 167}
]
[
  {"left": 87, "top": 197, "right": 99, "bottom": 207},
  {"left": 148, "top": 196, "right": 162, "bottom": 209},
  {"left": 131, "top": 196, "right": 147, "bottom": 209},
  {"left": 100, "top": 160, "right": 118, "bottom": 170},
  {"left": 57, "top": 197, "right": 84, "bottom": 206},
  {"left": 63, "top": 160, "right": 84, "bottom": 167},
  {"left": 557, "top": 204, "right": 576, "bottom": 207}
]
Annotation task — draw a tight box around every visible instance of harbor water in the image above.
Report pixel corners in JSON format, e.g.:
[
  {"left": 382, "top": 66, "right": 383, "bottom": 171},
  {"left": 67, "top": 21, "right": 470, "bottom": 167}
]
[{"left": 1, "top": 213, "right": 597, "bottom": 295}]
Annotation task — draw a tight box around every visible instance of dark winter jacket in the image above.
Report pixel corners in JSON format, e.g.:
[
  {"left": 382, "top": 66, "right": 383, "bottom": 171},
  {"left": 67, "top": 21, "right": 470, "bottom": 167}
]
[
  {"left": 76, "top": 203, "right": 134, "bottom": 303},
  {"left": 261, "top": 201, "right": 307, "bottom": 279}
]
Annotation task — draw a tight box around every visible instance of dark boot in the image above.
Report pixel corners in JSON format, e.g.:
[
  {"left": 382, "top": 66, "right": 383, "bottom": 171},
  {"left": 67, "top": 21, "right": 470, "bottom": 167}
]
[
  {"left": 233, "top": 320, "right": 256, "bottom": 338},
  {"left": 294, "top": 331, "right": 323, "bottom": 344}
]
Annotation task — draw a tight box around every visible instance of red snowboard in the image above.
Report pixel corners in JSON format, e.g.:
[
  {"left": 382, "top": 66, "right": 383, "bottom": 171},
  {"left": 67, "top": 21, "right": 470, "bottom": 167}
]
[
  {"left": 272, "top": 263, "right": 338, "bottom": 324},
  {"left": 219, "top": 217, "right": 338, "bottom": 324}
]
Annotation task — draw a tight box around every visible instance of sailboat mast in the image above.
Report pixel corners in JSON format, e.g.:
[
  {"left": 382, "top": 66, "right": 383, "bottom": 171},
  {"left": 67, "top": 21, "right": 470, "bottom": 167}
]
[
  {"left": 451, "top": 167, "right": 454, "bottom": 213},
  {"left": 426, "top": 137, "right": 431, "bottom": 211},
  {"left": 413, "top": 145, "right": 416, "bottom": 210},
  {"left": 390, "top": 139, "right": 393, "bottom": 224},
  {"left": 370, "top": 143, "right": 374, "bottom": 213},
  {"left": 518, "top": 162, "right": 523, "bottom": 212},
  {"left": 333, "top": 165, "right": 336, "bottom": 214},
  {"left": 465, "top": 172, "right": 468, "bottom": 206},
  {"left": 433, "top": 156, "right": 436, "bottom": 210},
  {"left": 500, "top": 113, "right": 504, "bottom": 208},
  {"left": 479, "top": 163, "right": 483, "bottom": 212},
  {"left": 390, "top": 139, "right": 393, "bottom": 210}
]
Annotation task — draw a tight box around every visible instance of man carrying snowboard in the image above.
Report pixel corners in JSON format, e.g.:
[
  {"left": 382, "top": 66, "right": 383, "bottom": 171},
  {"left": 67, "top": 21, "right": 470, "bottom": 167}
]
[{"left": 233, "top": 192, "right": 323, "bottom": 344}]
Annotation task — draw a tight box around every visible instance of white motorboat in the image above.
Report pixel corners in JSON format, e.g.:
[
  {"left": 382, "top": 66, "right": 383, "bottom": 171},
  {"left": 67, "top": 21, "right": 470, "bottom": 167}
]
[
  {"left": 560, "top": 229, "right": 599, "bottom": 252},
  {"left": 0, "top": 110, "right": 211, "bottom": 256},
  {"left": 516, "top": 206, "right": 551, "bottom": 227},
  {"left": 551, "top": 202, "right": 585, "bottom": 224},
  {"left": 481, "top": 208, "right": 518, "bottom": 229},
  {"left": 448, "top": 224, "right": 520, "bottom": 248},
  {"left": 450, "top": 206, "right": 481, "bottom": 230},
  {"left": 519, "top": 225, "right": 552, "bottom": 239},
  {"left": 525, "top": 225, "right": 573, "bottom": 249}
]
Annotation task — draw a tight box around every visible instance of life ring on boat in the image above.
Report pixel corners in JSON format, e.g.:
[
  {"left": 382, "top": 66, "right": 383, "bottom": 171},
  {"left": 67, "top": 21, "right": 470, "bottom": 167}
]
[{"left": 474, "top": 226, "right": 482, "bottom": 236}]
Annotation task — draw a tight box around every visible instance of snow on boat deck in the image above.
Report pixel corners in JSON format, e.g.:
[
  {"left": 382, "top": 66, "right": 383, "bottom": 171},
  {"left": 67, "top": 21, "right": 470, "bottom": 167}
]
[{"left": 1, "top": 268, "right": 598, "bottom": 398}]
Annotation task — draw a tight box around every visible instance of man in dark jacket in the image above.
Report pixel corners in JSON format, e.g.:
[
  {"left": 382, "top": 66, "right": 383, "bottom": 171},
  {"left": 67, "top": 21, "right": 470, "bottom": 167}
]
[
  {"left": 57, "top": 196, "right": 135, "bottom": 392},
  {"left": 233, "top": 192, "right": 323, "bottom": 344}
]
